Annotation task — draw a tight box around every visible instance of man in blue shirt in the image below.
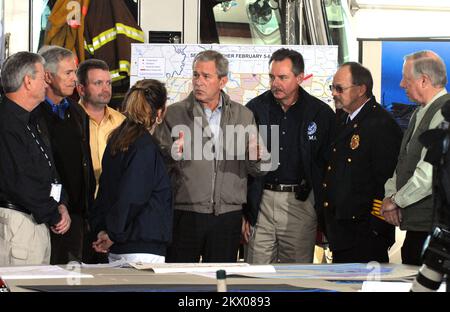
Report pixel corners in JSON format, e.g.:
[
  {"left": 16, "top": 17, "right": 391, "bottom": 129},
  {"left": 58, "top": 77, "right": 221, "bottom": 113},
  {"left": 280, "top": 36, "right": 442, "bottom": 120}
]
[{"left": 36, "top": 46, "right": 96, "bottom": 264}]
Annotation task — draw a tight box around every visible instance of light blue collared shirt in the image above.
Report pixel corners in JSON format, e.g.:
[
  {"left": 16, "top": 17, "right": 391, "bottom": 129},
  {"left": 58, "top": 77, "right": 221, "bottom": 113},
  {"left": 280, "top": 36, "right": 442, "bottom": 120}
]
[
  {"left": 203, "top": 96, "right": 223, "bottom": 150},
  {"left": 45, "top": 96, "right": 70, "bottom": 120}
]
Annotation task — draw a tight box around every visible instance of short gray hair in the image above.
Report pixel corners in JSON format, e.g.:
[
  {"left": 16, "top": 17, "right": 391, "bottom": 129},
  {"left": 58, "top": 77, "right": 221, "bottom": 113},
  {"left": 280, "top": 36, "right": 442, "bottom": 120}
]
[
  {"left": 404, "top": 50, "right": 448, "bottom": 88},
  {"left": 1, "top": 51, "right": 45, "bottom": 93},
  {"left": 193, "top": 50, "right": 229, "bottom": 78},
  {"left": 38, "top": 45, "right": 74, "bottom": 74}
]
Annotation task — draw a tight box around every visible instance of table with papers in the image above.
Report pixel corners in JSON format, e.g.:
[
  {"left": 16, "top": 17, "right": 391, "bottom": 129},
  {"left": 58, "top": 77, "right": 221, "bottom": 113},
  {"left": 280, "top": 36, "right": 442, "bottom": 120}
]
[{"left": 0, "top": 263, "right": 420, "bottom": 292}]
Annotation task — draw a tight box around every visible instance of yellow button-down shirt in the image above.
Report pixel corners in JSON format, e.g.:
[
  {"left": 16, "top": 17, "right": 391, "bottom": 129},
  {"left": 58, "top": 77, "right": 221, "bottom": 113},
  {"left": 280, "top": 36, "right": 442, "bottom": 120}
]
[{"left": 80, "top": 103, "right": 125, "bottom": 193}]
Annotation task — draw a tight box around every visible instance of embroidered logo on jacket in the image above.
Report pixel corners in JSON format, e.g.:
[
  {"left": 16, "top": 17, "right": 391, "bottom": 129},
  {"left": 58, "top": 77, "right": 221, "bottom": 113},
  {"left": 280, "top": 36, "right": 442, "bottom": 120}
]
[{"left": 307, "top": 122, "right": 317, "bottom": 140}]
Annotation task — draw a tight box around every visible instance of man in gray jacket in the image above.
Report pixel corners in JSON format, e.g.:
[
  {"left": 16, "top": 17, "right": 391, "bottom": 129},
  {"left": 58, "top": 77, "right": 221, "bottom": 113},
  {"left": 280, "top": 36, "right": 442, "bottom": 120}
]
[
  {"left": 155, "top": 50, "right": 266, "bottom": 262},
  {"left": 382, "top": 50, "right": 450, "bottom": 265}
]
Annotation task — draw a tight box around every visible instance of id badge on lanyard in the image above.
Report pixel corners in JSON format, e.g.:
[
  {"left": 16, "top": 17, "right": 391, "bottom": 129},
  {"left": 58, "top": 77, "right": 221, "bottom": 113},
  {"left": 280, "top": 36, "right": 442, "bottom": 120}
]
[{"left": 50, "top": 183, "right": 62, "bottom": 203}]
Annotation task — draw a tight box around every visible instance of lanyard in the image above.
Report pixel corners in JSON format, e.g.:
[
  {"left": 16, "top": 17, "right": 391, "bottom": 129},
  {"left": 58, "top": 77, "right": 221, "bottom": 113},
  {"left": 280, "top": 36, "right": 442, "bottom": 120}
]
[{"left": 26, "top": 123, "right": 58, "bottom": 184}]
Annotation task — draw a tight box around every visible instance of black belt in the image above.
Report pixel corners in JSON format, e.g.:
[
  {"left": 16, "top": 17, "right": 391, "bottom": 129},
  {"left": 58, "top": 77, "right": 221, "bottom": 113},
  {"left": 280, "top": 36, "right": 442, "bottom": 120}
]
[
  {"left": 0, "top": 200, "right": 31, "bottom": 215},
  {"left": 264, "top": 183, "right": 299, "bottom": 192}
]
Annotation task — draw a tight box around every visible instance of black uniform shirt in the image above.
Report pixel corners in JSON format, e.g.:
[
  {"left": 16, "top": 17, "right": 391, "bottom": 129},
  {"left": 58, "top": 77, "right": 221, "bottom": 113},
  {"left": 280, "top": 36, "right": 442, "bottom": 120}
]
[
  {"left": 265, "top": 98, "right": 305, "bottom": 184},
  {"left": 0, "top": 97, "right": 62, "bottom": 225}
]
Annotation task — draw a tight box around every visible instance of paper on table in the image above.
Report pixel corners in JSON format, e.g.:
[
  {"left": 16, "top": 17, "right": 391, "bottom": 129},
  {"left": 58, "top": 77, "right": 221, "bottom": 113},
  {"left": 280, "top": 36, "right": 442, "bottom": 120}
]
[
  {"left": 360, "top": 281, "right": 446, "bottom": 292},
  {"left": 0, "top": 265, "right": 93, "bottom": 280},
  {"left": 80, "top": 258, "right": 129, "bottom": 269},
  {"left": 258, "top": 263, "right": 420, "bottom": 280},
  {"left": 129, "top": 262, "right": 276, "bottom": 274}
]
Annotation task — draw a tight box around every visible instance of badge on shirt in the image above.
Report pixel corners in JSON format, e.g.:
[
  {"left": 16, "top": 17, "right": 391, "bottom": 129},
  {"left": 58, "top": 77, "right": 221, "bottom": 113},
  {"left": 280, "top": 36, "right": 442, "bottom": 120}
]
[
  {"left": 350, "top": 134, "right": 360, "bottom": 150},
  {"left": 307, "top": 122, "right": 317, "bottom": 141},
  {"left": 50, "top": 183, "right": 62, "bottom": 203}
]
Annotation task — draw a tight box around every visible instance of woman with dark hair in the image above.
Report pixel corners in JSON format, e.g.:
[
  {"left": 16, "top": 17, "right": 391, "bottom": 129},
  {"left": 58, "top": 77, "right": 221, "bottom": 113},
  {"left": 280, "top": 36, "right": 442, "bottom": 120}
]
[{"left": 90, "top": 79, "right": 172, "bottom": 263}]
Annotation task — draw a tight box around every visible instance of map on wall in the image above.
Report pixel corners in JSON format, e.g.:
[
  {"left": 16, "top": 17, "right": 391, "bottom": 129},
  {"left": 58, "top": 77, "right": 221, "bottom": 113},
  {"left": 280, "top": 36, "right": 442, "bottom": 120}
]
[{"left": 130, "top": 44, "right": 338, "bottom": 106}]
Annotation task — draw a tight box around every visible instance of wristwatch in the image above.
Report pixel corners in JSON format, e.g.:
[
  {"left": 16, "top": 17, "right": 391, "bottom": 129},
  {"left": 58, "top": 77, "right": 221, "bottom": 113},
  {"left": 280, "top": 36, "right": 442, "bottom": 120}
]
[{"left": 390, "top": 194, "right": 399, "bottom": 208}]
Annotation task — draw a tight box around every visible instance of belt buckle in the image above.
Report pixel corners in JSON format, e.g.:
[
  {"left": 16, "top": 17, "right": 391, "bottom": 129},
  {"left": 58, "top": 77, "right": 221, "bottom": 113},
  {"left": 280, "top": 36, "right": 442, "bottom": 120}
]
[{"left": 280, "top": 184, "right": 293, "bottom": 192}]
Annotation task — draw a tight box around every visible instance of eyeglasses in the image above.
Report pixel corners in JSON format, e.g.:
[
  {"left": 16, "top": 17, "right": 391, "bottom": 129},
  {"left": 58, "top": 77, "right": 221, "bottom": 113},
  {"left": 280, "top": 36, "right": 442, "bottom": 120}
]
[{"left": 329, "top": 84, "right": 358, "bottom": 93}]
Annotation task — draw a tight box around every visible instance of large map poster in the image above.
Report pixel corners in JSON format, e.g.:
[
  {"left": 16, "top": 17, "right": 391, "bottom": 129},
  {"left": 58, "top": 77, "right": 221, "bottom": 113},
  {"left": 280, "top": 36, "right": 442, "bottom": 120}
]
[{"left": 130, "top": 44, "right": 338, "bottom": 106}]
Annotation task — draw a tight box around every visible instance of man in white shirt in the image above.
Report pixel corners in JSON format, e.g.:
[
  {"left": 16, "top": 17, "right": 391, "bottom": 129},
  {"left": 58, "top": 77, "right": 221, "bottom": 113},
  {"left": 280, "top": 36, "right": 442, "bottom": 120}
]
[{"left": 382, "top": 50, "right": 450, "bottom": 265}]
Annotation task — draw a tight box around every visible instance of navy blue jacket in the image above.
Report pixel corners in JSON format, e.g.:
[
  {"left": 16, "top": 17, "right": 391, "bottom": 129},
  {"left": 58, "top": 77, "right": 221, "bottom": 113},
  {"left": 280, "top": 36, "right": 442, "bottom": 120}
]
[
  {"left": 90, "top": 131, "right": 173, "bottom": 256},
  {"left": 244, "top": 88, "right": 336, "bottom": 226},
  {"left": 36, "top": 99, "right": 95, "bottom": 218}
]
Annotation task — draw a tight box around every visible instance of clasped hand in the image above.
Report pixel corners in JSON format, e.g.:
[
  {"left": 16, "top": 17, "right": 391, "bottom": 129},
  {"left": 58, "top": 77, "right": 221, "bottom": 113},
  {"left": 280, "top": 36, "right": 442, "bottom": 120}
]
[
  {"left": 381, "top": 197, "right": 402, "bottom": 226},
  {"left": 92, "top": 230, "right": 114, "bottom": 253}
]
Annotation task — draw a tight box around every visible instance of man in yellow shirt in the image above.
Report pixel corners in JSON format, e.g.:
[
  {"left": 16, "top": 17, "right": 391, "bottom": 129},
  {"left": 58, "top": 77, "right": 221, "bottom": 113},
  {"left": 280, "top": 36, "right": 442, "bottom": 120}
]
[{"left": 77, "top": 59, "right": 125, "bottom": 193}]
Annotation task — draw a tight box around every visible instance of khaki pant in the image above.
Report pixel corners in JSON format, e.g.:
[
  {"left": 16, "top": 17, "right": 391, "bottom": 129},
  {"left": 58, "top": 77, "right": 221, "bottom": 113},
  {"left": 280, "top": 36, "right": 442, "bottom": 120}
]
[
  {"left": 0, "top": 208, "right": 51, "bottom": 266},
  {"left": 245, "top": 190, "right": 317, "bottom": 264}
]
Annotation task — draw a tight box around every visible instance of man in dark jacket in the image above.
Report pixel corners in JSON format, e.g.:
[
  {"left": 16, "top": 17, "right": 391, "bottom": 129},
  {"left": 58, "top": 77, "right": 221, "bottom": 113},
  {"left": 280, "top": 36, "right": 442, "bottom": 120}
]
[
  {"left": 244, "top": 48, "right": 335, "bottom": 264},
  {"left": 323, "top": 62, "right": 402, "bottom": 263},
  {"left": 37, "top": 46, "right": 96, "bottom": 264},
  {"left": 0, "top": 52, "right": 71, "bottom": 265}
]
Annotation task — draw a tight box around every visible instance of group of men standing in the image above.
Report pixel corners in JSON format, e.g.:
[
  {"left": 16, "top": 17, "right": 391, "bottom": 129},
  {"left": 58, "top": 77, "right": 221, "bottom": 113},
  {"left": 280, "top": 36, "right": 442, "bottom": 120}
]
[
  {"left": 0, "top": 47, "right": 124, "bottom": 265},
  {"left": 157, "top": 47, "right": 448, "bottom": 266},
  {"left": 0, "top": 46, "right": 447, "bottom": 267}
]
